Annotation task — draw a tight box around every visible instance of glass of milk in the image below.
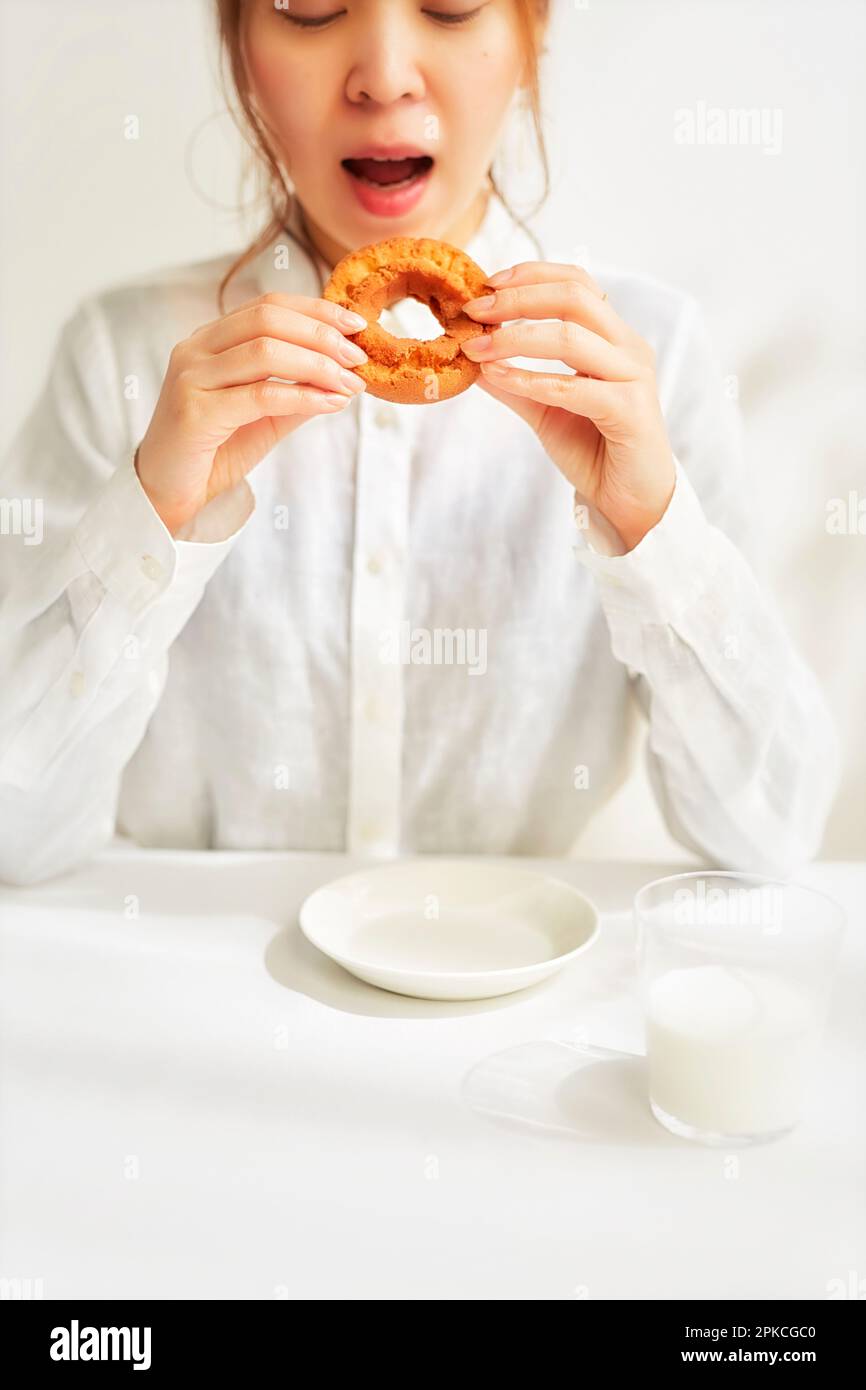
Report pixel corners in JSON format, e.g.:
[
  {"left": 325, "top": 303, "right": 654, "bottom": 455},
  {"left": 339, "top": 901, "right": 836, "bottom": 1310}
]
[{"left": 634, "top": 873, "right": 845, "bottom": 1146}]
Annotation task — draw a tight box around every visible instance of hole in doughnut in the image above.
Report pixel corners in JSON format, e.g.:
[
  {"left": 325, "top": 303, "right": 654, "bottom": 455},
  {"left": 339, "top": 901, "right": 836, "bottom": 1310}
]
[{"left": 384, "top": 298, "right": 442, "bottom": 341}]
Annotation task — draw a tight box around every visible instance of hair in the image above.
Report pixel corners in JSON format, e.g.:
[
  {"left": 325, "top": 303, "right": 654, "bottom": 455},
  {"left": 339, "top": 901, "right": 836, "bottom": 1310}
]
[{"left": 212, "top": 0, "right": 551, "bottom": 312}]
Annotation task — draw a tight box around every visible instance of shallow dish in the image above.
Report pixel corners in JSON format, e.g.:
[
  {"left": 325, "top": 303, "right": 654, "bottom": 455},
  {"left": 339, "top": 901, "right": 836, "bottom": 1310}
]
[{"left": 298, "top": 858, "right": 600, "bottom": 1000}]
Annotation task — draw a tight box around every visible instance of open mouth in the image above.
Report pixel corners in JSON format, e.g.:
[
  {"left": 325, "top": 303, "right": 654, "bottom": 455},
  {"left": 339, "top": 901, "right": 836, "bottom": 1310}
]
[{"left": 341, "top": 154, "right": 434, "bottom": 189}]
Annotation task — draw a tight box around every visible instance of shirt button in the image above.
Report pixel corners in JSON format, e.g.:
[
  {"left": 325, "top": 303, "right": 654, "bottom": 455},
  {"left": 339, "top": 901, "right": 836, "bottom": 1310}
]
[
  {"left": 69, "top": 670, "right": 86, "bottom": 698},
  {"left": 140, "top": 553, "right": 163, "bottom": 581},
  {"left": 374, "top": 405, "right": 398, "bottom": 430},
  {"left": 366, "top": 552, "right": 384, "bottom": 576}
]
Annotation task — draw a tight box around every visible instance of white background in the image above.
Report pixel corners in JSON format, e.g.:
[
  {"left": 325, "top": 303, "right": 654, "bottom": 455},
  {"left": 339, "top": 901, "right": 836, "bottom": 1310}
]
[{"left": 2, "top": 0, "right": 863, "bottom": 859}]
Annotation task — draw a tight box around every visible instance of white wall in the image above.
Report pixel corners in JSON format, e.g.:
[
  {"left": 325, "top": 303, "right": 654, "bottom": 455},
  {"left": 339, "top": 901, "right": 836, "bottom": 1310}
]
[{"left": 2, "top": 0, "right": 863, "bottom": 858}]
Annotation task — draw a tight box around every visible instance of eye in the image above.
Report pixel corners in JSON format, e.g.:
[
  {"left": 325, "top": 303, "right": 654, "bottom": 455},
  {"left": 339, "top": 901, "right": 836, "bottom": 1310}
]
[
  {"left": 423, "top": 6, "right": 484, "bottom": 24},
  {"left": 279, "top": 7, "right": 346, "bottom": 28}
]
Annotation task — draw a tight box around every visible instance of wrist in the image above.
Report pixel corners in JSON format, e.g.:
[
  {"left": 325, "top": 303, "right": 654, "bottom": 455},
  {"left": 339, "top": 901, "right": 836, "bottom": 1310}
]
[
  {"left": 601, "top": 463, "right": 677, "bottom": 552},
  {"left": 615, "top": 505, "right": 669, "bottom": 552},
  {"left": 134, "top": 445, "right": 195, "bottom": 538}
]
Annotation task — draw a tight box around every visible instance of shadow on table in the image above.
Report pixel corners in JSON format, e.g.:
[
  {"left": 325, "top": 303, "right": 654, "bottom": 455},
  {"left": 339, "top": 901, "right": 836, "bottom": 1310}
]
[{"left": 462, "top": 1040, "right": 678, "bottom": 1147}]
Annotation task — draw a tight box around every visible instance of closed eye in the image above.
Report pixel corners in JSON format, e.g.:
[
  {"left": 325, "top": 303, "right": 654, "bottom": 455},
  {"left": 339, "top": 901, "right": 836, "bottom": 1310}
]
[
  {"left": 423, "top": 6, "right": 485, "bottom": 23},
  {"left": 280, "top": 4, "right": 484, "bottom": 30},
  {"left": 280, "top": 8, "right": 347, "bottom": 28}
]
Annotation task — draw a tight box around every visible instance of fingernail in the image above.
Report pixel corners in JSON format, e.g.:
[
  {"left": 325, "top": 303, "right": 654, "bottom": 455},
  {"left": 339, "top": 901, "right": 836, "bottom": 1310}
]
[
  {"left": 338, "top": 309, "right": 368, "bottom": 331},
  {"left": 481, "top": 361, "right": 510, "bottom": 377},
  {"left": 338, "top": 368, "right": 366, "bottom": 392},
  {"left": 321, "top": 392, "right": 351, "bottom": 408},
  {"left": 485, "top": 268, "right": 514, "bottom": 287},
  {"left": 462, "top": 335, "right": 493, "bottom": 357},
  {"left": 339, "top": 339, "right": 368, "bottom": 366},
  {"left": 464, "top": 294, "right": 496, "bottom": 313}
]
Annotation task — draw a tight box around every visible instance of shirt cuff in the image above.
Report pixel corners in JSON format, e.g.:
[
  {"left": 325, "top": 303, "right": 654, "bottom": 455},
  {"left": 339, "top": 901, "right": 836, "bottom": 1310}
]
[
  {"left": 74, "top": 453, "right": 256, "bottom": 614},
  {"left": 571, "top": 456, "right": 722, "bottom": 625}
]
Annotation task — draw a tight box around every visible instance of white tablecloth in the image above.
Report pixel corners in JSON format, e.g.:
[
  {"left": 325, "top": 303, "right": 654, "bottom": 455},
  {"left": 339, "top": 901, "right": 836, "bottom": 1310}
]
[{"left": 0, "top": 848, "right": 863, "bottom": 1300}]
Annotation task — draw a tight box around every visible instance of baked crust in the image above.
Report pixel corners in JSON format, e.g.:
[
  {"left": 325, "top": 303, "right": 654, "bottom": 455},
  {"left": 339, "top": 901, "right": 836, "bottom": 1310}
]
[{"left": 322, "top": 236, "right": 494, "bottom": 404}]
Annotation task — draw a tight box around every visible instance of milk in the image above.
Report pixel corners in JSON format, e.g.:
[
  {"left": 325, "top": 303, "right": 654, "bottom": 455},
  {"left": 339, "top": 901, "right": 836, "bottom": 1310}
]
[{"left": 646, "top": 965, "right": 818, "bottom": 1137}]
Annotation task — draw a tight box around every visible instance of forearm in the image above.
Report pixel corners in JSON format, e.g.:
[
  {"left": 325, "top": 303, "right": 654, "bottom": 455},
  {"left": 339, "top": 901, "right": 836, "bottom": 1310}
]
[
  {"left": 0, "top": 454, "right": 254, "bottom": 884},
  {"left": 575, "top": 460, "right": 839, "bottom": 876}
]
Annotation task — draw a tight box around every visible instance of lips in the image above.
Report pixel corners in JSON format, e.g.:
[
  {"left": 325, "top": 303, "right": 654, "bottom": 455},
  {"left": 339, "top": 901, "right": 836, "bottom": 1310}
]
[
  {"left": 342, "top": 154, "right": 434, "bottom": 187},
  {"left": 340, "top": 144, "right": 435, "bottom": 218}
]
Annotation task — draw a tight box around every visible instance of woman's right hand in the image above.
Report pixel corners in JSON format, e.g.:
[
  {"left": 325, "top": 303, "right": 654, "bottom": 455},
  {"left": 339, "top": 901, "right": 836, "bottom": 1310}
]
[{"left": 134, "top": 292, "right": 369, "bottom": 535}]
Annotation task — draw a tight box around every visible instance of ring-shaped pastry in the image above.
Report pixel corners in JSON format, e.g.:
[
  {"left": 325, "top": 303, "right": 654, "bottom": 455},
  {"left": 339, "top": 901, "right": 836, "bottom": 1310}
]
[{"left": 323, "top": 236, "right": 495, "bottom": 404}]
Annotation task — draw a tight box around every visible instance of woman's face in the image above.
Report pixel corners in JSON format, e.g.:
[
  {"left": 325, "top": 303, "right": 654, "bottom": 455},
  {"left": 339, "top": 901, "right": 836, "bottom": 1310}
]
[{"left": 242, "top": 0, "right": 529, "bottom": 262}]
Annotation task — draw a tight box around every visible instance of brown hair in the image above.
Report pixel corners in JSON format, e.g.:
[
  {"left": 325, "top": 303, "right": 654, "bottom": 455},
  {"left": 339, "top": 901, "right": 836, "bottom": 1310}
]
[{"left": 212, "top": 0, "right": 551, "bottom": 312}]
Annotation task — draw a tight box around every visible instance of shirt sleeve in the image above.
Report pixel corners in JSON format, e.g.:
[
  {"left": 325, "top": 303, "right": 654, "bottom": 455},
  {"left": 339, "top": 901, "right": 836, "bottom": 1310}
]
[
  {"left": 0, "top": 294, "right": 256, "bottom": 885},
  {"left": 571, "top": 299, "right": 840, "bottom": 878}
]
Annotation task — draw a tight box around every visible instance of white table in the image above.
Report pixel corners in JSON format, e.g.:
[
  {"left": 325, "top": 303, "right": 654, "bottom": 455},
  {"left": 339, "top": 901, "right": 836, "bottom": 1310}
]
[{"left": 0, "top": 849, "right": 862, "bottom": 1301}]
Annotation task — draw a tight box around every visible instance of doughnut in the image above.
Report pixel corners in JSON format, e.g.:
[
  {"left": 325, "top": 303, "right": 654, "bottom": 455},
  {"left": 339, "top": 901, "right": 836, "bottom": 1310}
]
[{"left": 322, "top": 236, "right": 495, "bottom": 405}]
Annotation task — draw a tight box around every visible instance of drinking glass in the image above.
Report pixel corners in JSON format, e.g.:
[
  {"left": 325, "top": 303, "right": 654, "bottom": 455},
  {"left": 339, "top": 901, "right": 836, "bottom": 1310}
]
[{"left": 634, "top": 871, "right": 845, "bottom": 1146}]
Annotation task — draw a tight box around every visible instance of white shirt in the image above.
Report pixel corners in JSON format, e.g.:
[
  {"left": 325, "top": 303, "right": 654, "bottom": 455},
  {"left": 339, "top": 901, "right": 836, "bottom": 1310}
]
[{"left": 0, "top": 193, "right": 839, "bottom": 884}]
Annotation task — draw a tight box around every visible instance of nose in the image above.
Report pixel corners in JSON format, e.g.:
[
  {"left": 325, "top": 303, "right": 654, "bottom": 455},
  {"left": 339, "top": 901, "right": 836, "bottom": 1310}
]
[{"left": 346, "top": 16, "right": 426, "bottom": 106}]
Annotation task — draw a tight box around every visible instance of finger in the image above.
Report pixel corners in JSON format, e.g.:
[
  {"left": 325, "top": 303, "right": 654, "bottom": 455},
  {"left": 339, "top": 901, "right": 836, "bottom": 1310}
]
[
  {"left": 477, "top": 360, "right": 618, "bottom": 423},
  {"left": 190, "top": 300, "right": 369, "bottom": 366},
  {"left": 464, "top": 280, "right": 632, "bottom": 349},
  {"left": 463, "top": 319, "right": 637, "bottom": 381},
  {"left": 483, "top": 260, "right": 606, "bottom": 300},
  {"left": 195, "top": 338, "right": 366, "bottom": 397},
  {"left": 209, "top": 380, "right": 356, "bottom": 430},
  {"left": 194, "top": 292, "right": 369, "bottom": 338}
]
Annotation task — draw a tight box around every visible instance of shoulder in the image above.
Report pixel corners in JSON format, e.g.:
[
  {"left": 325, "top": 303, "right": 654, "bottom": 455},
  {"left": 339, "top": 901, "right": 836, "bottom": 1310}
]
[
  {"left": 46, "top": 246, "right": 268, "bottom": 413},
  {"left": 85, "top": 246, "right": 257, "bottom": 346},
  {"left": 42, "top": 247, "right": 260, "bottom": 454}
]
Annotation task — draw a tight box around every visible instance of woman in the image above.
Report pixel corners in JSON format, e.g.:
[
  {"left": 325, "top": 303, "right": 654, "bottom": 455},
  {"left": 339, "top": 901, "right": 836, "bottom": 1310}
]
[{"left": 0, "top": 0, "right": 838, "bottom": 883}]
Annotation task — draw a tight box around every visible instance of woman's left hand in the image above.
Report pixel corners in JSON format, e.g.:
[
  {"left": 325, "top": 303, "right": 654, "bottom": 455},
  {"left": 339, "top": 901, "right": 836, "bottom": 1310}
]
[{"left": 462, "top": 261, "right": 676, "bottom": 551}]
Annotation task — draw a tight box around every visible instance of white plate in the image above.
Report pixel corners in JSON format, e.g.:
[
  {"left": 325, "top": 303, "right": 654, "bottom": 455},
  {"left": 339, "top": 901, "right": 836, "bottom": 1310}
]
[{"left": 298, "top": 858, "right": 600, "bottom": 1000}]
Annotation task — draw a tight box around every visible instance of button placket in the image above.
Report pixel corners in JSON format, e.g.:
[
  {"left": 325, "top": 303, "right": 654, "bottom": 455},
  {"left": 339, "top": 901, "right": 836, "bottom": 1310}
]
[{"left": 346, "top": 395, "right": 411, "bottom": 855}]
